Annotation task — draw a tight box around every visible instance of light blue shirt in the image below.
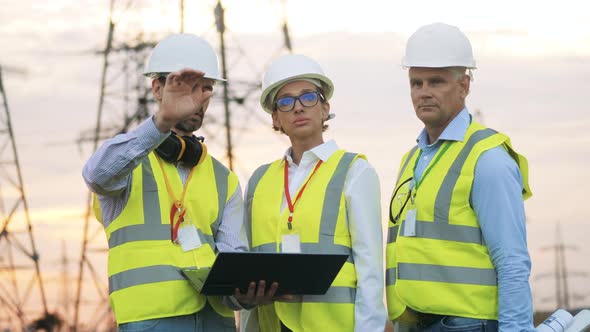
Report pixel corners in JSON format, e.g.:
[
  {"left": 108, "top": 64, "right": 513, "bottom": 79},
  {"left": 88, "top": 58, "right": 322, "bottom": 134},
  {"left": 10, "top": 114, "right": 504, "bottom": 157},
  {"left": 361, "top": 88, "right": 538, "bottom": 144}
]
[{"left": 414, "top": 109, "right": 534, "bottom": 332}]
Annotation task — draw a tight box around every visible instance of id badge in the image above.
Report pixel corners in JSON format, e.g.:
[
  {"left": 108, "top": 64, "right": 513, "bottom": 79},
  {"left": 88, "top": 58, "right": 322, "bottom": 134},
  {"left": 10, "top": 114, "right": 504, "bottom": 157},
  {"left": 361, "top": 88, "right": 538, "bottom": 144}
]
[
  {"left": 177, "top": 224, "right": 202, "bottom": 252},
  {"left": 404, "top": 209, "right": 417, "bottom": 237},
  {"left": 281, "top": 232, "right": 301, "bottom": 253}
]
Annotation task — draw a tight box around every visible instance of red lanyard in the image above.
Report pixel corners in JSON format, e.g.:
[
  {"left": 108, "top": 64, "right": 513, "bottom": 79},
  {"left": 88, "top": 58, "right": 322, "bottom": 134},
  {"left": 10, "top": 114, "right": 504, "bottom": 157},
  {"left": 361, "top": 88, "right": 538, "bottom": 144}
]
[
  {"left": 169, "top": 206, "right": 186, "bottom": 243},
  {"left": 283, "top": 158, "right": 323, "bottom": 230},
  {"left": 156, "top": 155, "right": 196, "bottom": 243}
]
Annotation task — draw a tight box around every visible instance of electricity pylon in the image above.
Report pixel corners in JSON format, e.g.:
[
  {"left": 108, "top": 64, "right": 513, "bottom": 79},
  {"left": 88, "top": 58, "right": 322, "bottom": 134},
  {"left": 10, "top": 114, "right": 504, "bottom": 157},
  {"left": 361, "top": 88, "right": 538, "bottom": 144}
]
[
  {"left": 0, "top": 65, "right": 49, "bottom": 331},
  {"left": 72, "top": 2, "right": 155, "bottom": 331},
  {"left": 73, "top": 1, "right": 294, "bottom": 331},
  {"left": 536, "top": 221, "right": 588, "bottom": 310},
  {"left": 205, "top": 0, "right": 293, "bottom": 175}
]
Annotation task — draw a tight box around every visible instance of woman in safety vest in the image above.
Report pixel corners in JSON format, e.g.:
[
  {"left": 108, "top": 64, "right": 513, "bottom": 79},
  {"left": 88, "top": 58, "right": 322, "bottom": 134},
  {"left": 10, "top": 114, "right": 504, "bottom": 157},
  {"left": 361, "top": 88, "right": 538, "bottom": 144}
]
[{"left": 238, "top": 54, "right": 389, "bottom": 332}]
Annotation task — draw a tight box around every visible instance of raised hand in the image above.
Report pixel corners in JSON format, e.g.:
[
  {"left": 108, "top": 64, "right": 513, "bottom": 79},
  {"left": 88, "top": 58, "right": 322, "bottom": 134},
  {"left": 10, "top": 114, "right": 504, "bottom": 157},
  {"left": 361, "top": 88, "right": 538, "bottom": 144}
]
[{"left": 155, "top": 68, "right": 213, "bottom": 132}]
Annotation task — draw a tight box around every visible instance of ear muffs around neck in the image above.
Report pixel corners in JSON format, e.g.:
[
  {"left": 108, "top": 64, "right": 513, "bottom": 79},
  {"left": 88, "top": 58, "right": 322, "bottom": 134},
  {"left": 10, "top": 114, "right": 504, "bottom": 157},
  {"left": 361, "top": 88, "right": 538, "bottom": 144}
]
[{"left": 155, "top": 132, "right": 206, "bottom": 168}]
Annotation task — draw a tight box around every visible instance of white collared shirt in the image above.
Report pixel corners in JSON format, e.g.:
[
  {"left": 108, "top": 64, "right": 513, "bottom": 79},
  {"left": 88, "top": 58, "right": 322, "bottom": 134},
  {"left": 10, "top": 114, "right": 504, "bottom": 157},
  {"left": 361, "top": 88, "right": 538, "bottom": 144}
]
[{"left": 242, "top": 140, "right": 387, "bottom": 331}]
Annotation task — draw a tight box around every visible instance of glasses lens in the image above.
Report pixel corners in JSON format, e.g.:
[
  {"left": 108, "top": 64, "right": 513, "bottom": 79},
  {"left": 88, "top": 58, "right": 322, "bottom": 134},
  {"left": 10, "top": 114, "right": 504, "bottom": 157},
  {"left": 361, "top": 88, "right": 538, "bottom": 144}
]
[
  {"left": 299, "top": 92, "right": 319, "bottom": 107},
  {"left": 276, "top": 97, "right": 295, "bottom": 112},
  {"left": 390, "top": 178, "right": 413, "bottom": 223}
]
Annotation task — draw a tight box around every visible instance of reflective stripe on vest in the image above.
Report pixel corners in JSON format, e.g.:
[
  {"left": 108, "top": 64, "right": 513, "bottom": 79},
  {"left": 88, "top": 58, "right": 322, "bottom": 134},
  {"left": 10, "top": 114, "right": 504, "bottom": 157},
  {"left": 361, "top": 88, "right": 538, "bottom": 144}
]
[
  {"left": 396, "top": 146, "right": 419, "bottom": 185},
  {"left": 396, "top": 128, "right": 497, "bottom": 286},
  {"left": 433, "top": 128, "right": 496, "bottom": 223},
  {"left": 109, "top": 264, "right": 197, "bottom": 293},
  {"left": 387, "top": 225, "right": 399, "bottom": 244},
  {"left": 107, "top": 156, "right": 227, "bottom": 292},
  {"left": 399, "top": 220, "right": 483, "bottom": 245},
  {"left": 245, "top": 163, "right": 271, "bottom": 247},
  {"left": 389, "top": 129, "right": 495, "bottom": 246},
  {"left": 301, "top": 286, "right": 356, "bottom": 303},
  {"left": 396, "top": 128, "right": 497, "bottom": 252},
  {"left": 248, "top": 152, "right": 357, "bottom": 304},
  {"left": 397, "top": 263, "right": 497, "bottom": 286},
  {"left": 387, "top": 125, "right": 514, "bottom": 321},
  {"left": 387, "top": 146, "right": 418, "bottom": 233},
  {"left": 108, "top": 223, "right": 216, "bottom": 253},
  {"left": 210, "top": 158, "right": 229, "bottom": 238},
  {"left": 386, "top": 267, "right": 396, "bottom": 286}
]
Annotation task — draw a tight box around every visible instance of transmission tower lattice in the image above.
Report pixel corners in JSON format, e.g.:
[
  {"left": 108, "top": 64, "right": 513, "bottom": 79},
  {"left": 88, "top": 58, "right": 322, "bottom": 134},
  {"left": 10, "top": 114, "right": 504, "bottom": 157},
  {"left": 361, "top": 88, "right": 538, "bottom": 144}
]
[
  {"left": 72, "top": 2, "right": 155, "bottom": 331},
  {"left": 205, "top": 0, "right": 293, "bottom": 175},
  {"left": 536, "top": 221, "right": 589, "bottom": 310},
  {"left": 0, "top": 65, "right": 49, "bottom": 331},
  {"left": 73, "top": 1, "right": 294, "bottom": 330}
]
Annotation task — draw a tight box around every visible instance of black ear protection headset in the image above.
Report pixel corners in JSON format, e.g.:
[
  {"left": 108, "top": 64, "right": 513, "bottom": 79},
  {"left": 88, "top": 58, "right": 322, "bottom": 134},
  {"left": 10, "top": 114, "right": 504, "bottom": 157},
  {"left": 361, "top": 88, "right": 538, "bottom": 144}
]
[{"left": 155, "top": 132, "right": 206, "bottom": 168}]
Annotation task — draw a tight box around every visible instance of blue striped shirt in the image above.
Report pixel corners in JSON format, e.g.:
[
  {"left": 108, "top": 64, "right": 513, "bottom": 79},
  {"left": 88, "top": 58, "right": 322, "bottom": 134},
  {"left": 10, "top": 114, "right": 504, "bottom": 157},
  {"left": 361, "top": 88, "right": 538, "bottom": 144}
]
[{"left": 82, "top": 117, "right": 248, "bottom": 253}]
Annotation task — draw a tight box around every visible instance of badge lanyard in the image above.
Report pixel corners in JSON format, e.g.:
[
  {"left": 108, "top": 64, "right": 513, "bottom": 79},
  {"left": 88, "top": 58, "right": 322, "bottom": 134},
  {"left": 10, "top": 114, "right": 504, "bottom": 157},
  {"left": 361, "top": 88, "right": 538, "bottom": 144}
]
[
  {"left": 156, "top": 155, "right": 196, "bottom": 243},
  {"left": 398, "top": 141, "right": 450, "bottom": 236},
  {"left": 412, "top": 141, "right": 451, "bottom": 197},
  {"left": 412, "top": 116, "right": 472, "bottom": 193},
  {"left": 283, "top": 158, "right": 323, "bottom": 230}
]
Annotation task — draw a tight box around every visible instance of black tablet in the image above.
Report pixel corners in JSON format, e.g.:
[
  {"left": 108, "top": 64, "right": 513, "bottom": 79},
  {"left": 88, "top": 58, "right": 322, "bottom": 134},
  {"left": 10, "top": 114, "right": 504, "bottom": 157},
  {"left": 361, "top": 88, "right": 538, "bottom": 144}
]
[{"left": 181, "top": 252, "right": 348, "bottom": 296}]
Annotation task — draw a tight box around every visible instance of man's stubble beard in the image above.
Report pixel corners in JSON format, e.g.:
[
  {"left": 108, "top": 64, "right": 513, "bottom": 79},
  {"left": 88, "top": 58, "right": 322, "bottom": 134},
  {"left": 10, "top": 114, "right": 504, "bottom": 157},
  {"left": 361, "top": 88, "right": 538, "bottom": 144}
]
[
  {"left": 174, "top": 108, "right": 205, "bottom": 133},
  {"left": 174, "top": 119, "right": 200, "bottom": 133}
]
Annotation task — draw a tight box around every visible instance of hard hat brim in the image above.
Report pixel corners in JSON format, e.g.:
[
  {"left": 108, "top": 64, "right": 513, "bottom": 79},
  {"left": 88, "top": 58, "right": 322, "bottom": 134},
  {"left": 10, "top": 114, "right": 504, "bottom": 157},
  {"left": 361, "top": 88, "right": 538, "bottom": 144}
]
[
  {"left": 142, "top": 71, "right": 226, "bottom": 82},
  {"left": 400, "top": 60, "right": 477, "bottom": 69},
  {"left": 260, "top": 74, "right": 334, "bottom": 114}
]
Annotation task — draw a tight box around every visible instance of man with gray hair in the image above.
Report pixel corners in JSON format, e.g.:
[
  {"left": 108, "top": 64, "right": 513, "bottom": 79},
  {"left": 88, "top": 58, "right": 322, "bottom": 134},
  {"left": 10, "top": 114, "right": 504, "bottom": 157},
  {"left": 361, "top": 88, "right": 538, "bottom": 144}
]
[{"left": 385, "top": 23, "right": 535, "bottom": 331}]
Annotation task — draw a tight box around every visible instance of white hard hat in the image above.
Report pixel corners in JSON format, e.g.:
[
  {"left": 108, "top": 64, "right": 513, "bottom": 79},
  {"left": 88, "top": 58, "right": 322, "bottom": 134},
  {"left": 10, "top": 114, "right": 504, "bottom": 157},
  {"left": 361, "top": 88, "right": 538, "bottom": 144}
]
[
  {"left": 143, "top": 33, "right": 225, "bottom": 81},
  {"left": 260, "top": 54, "right": 334, "bottom": 114},
  {"left": 402, "top": 23, "right": 476, "bottom": 69}
]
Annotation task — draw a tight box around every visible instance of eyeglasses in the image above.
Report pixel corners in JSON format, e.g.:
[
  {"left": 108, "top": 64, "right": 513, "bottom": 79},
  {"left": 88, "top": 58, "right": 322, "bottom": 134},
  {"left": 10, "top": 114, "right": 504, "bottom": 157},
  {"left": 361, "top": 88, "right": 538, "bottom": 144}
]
[
  {"left": 274, "top": 91, "right": 325, "bottom": 112},
  {"left": 389, "top": 177, "right": 414, "bottom": 224}
]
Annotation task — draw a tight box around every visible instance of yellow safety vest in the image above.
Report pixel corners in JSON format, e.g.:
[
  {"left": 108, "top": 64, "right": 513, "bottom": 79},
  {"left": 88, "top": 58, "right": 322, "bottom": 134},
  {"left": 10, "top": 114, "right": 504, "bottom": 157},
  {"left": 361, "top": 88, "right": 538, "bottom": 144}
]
[
  {"left": 385, "top": 122, "right": 532, "bottom": 321},
  {"left": 96, "top": 152, "right": 238, "bottom": 324},
  {"left": 245, "top": 150, "right": 362, "bottom": 332}
]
